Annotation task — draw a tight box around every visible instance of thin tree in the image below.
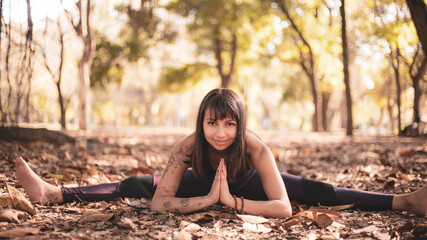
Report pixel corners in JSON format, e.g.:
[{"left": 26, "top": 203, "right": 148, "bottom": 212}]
[
  {"left": 274, "top": 0, "right": 322, "bottom": 132},
  {"left": 40, "top": 19, "right": 67, "bottom": 129},
  {"left": 340, "top": 0, "right": 353, "bottom": 136},
  {"left": 63, "top": 0, "right": 94, "bottom": 130},
  {"left": 390, "top": 47, "right": 402, "bottom": 134},
  {"left": 406, "top": 0, "right": 427, "bottom": 122}
]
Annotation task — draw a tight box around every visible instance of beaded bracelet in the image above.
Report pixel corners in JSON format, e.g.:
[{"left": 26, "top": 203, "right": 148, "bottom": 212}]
[{"left": 232, "top": 195, "right": 245, "bottom": 213}]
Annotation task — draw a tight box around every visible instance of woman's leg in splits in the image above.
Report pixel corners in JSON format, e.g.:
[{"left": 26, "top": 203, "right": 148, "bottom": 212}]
[
  {"left": 15, "top": 157, "right": 155, "bottom": 204},
  {"left": 14, "top": 157, "right": 426, "bottom": 215}
]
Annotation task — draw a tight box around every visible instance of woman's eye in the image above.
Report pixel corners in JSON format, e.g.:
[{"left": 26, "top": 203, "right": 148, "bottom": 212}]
[
  {"left": 208, "top": 122, "right": 216, "bottom": 126},
  {"left": 227, "top": 122, "right": 236, "bottom": 126}
]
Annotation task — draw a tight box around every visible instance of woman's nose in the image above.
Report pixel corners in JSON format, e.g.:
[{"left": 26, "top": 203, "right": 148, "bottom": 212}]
[{"left": 216, "top": 126, "right": 226, "bottom": 137}]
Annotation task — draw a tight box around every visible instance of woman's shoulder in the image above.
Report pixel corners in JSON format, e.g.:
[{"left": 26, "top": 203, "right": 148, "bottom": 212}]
[
  {"left": 245, "top": 130, "right": 265, "bottom": 152},
  {"left": 174, "top": 132, "right": 195, "bottom": 153}
]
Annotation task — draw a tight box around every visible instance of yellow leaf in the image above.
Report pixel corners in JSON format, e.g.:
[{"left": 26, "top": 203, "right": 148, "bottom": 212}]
[{"left": 48, "top": 173, "right": 64, "bottom": 180}]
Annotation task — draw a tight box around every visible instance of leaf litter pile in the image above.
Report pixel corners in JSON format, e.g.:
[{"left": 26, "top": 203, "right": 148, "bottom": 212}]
[{"left": 0, "top": 129, "right": 426, "bottom": 239}]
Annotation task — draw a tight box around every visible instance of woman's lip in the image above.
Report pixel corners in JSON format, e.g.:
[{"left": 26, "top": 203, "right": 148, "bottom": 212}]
[{"left": 214, "top": 140, "right": 228, "bottom": 146}]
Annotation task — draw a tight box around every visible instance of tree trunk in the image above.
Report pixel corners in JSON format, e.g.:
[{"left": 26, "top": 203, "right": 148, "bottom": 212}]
[
  {"left": 23, "top": 0, "right": 33, "bottom": 123},
  {"left": 411, "top": 57, "right": 427, "bottom": 121},
  {"left": 214, "top": 26, "right": 237, "bottom": 88},
  {"left": 391, "top": 48, "right": 402, "bottom": 134},
  {"left": 341, "top": 0, "right": 353, "bottom": 136},
  {"left": 57, "top": 23, "right": 66, "bottom": 129},
  {"left": 0, "top": 0, "right": 3, "bottom": 121},
  {"left": 321, "top": 91, "right": 331, "bottom": 131},
  {"left": 276, "top": 0, "right": 321, "bottom": 132},
  {"left": 66, "top": 0, "right": 94, "bottom": 130},
  {"left": 406, "top": 0, "right": 427, "bottom": 56}
]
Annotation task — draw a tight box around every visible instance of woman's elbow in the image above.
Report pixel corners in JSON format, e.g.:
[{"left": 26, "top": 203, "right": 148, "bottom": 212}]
[
  {"left": 150, "top": 198, "right": 164, "bottom": 212},
  {"left": 276, "top": 201, "right": 292, "bottom": 218}
]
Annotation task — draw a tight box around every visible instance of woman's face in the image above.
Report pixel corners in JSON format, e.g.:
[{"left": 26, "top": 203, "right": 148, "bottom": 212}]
[{"left": 203, "top": 109, "right": 237, "bottom": 151}]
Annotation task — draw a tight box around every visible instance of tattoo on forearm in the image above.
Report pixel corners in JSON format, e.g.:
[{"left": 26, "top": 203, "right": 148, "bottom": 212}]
[
  {"left": 181, "top": 199, "right": 189, "bottom": 207},
  {"left": 160, "top": 187, "right": 171, "bottom": 194},
  {"left": 163, "top": 201, "right": 172, "bottom": 209}
]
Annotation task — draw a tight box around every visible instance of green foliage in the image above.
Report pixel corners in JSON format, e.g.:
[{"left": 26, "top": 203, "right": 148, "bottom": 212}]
[
  {"left": 158, "top": 64, "right": 213, "bottom": 93},
  {"left": 90, "top": 34, "right": 124, "bottom": 89},
  {"left": 116, "top": 1, "right": 177, "bottom": 63},
  {"left": 163, "top": 0, "right": 271, "bottom": 90},
  {"left": 282, "top": 73, "right": 310, "bottom": 103}
]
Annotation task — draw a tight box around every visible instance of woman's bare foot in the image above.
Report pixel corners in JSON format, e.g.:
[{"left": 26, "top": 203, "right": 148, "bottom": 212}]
[
  {"left": 15, "top": 157, "right": 63, "bottom": 205},
  {"left": 393, "top": 186, "right": 427, "bottom": 216}
]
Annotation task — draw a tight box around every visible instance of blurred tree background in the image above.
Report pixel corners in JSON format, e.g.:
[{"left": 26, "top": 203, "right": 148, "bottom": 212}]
[{"left": 0, "top": 0, "right": 426, "bottom": 135}]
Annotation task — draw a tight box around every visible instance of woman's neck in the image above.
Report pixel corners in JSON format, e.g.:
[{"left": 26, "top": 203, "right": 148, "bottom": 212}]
[{"left": 207, "top": 145, "right": 231, "bottom": 169}]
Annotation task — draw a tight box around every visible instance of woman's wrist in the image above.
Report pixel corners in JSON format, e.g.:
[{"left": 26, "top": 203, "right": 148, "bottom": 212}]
[{"left": 222, "top": 193, "right": 234, "bottom": 208}]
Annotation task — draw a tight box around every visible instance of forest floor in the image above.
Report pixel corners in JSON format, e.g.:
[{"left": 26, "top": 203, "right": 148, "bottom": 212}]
[{"left": 0, "top": 128, "right": 426, "bottom": 239}]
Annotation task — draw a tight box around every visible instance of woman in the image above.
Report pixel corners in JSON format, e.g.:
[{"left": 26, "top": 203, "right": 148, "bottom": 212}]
[{"left": 15, "top": 88, "right": 426, "bottom": 218}]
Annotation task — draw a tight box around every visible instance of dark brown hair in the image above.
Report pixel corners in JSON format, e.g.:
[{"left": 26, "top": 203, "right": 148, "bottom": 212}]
[{"left": 191, "top": 88, "right": 247, "bottom": 183}]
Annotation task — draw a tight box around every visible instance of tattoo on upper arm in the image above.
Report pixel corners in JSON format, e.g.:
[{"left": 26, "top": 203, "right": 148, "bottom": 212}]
[
  {"left": 163, "top": 201, "right": 172, "bottom": 209},
  {"left": 164, "top": 150, "right": 189, "bottom": 175},
  {"left": 180, "top": 199, "right": 189, "bottom": 207}
]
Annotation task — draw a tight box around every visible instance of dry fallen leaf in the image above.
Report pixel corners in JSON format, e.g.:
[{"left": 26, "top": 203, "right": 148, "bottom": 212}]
[
  {"left": 327, "top": 204, "right": 354, "bottom": 211},
  {"left": 242, "top": 222, "right": 272, "bottom": 233},
  {"left": 0, "top": 196, "right": 12, "bottom": 207},
  {"left": 295, "top": 209, "right": 340, "bottom": 228},
  {"left": 180, "top": 220, "right": 201, "bottom": 233},
  {"left": 0, "top": 209, "right": 30, "bottom": 223},
  {"left": 78, "top": 212, "right": 114, "bottom": 223},
  {"left": 116, "top": 217, "right": 137, "bottom": 231},
  {"left": 277, "top": 218, "right": 300, "bottom": 228},
  {"left": 6, "top": 184, "right": 36, "bottom": 215},
  {"left": 236, "top": 213, "right": 269, "bottom": 224},
  {"left": 0, "top": 227, "right": 40, "bottom": 238},
  {"left": 173, "top": 230, "right": 192, "bottom": 240}
]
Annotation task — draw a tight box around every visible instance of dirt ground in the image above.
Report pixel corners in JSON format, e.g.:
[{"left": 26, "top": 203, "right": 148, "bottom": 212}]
[{"left": 0, "top": 128, "right": 426, "bottom": 239}]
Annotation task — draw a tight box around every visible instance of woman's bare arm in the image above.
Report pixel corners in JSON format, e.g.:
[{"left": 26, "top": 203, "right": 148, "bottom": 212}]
[
  {"left": 150, "top": 134, "right": 220, "bottom": 213},
  {"left": 220, "top": 131, "right": 292, "bottom": 218}
]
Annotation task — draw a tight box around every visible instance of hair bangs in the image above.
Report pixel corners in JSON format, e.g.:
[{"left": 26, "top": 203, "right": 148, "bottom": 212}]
[{"left": 207, "top": 96, "right": 238, "bottom": 122}]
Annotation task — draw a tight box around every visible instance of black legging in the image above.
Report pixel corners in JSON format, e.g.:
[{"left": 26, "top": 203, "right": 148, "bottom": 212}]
[{"left": 62, "top": 170, "right": 393, "bottom": 210}]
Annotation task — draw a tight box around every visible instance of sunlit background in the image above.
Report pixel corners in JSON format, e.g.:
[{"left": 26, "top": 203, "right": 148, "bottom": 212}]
[{"left": 1, "top": 0, "right": 426, "bottom": 135}]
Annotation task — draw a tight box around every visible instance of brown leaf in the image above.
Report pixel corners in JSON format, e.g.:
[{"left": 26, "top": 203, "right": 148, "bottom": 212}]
[
  {"left": 397, "top": 173, "right": 415, "bottom": 181},
  {"left": 277, "top": 218, "right": 300, "bottom": 228},
  {"left": 295, "top": 209, "right": 340, "bottom": 228},
  {"left": 0, "top": 209, "right": 29, "bottom": 223},
  {"left": 315, "top": 213, "right": 333, "bottom": 228},
  {"left": 327, "top": 204, "right": 354, "bottom": 211},
  {"left": 0, "top": 227, "right": 40, "bottom": 238},
  {"left": 87, "top": 167, "right": 99, "bottom": 176},
  {"left": 0, "top": 196, "right": 12, "bottom": 207},
  {"left": 129, "top": 167, "right": 154, "bottom": 176},
  {"left": 399, "top": 150, "right": 413, "bottom": 157},
  {"left": 6, "top": 184, "right": 36, "bottom": 215},
  {"left": 186, "top": 212, "right": 214, "bottom": 222},
  {"left": 236, "top": 213, "right": 269, "bottom": 224},
  {"left": 78, "top": 212, "right": 114, "bottom": 223}
]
